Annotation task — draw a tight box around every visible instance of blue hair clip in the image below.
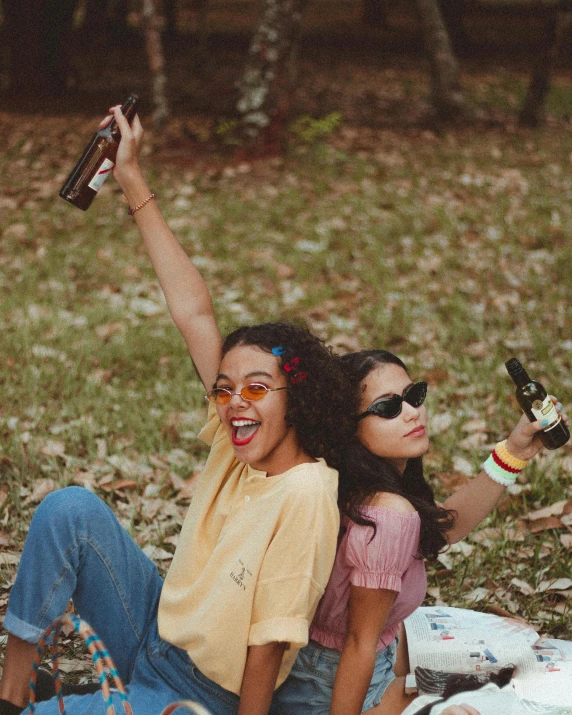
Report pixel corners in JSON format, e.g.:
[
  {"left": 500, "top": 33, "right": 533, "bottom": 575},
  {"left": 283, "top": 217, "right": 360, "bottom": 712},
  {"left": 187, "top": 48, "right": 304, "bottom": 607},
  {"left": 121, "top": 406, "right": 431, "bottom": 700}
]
[{"left": 272, "top": 346, "right": 287, "bottom": 356}]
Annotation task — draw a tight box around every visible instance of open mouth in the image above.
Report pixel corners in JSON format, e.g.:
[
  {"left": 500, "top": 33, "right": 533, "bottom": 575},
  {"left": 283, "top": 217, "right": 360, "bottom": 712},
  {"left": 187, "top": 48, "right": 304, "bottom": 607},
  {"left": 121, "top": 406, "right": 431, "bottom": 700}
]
[{"left": 231, "top": 419, "right": 261, "bottom": 446}]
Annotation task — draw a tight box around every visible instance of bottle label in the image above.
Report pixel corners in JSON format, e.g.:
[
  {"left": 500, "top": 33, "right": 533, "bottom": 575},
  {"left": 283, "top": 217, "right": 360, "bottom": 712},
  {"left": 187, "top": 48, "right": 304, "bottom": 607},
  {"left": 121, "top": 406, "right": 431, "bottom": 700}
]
[
  {"left": 531, "top": 396, "right": 561, "bottom": 431},
  {"left": 88, "top": 158, "right": 115, "bottom": 192}
]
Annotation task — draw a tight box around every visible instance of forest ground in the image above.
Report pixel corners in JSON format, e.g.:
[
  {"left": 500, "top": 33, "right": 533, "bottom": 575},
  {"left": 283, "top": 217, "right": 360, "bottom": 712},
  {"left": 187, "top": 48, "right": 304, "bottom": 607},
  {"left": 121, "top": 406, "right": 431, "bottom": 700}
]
[{"left": 1, "top": 14, "right": 572, "bottom": 680}]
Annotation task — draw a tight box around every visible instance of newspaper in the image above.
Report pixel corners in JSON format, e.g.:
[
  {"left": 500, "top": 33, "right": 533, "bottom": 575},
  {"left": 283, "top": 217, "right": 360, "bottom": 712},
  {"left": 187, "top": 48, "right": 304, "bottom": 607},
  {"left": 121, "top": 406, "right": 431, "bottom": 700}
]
[{"left": 403, "top": 607, "right": 572, "bottom": 712}]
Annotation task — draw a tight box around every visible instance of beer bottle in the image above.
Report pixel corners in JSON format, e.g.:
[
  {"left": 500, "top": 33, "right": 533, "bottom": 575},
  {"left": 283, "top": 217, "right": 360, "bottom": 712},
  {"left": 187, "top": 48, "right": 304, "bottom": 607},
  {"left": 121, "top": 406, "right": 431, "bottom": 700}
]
[
  {"left": 505, "top": 357, "right": 570, "bottom": 450},
  {"left": 59, "top": 94, "right": 139, "bottom": 211}
]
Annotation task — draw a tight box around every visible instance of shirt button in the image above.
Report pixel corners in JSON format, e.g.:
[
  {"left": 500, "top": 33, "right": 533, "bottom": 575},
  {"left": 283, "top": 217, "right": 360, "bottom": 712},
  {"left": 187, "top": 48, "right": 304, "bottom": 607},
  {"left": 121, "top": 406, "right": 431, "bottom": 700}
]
[{"left": 244, "top": 495, "right": 250, "bottom": 503}]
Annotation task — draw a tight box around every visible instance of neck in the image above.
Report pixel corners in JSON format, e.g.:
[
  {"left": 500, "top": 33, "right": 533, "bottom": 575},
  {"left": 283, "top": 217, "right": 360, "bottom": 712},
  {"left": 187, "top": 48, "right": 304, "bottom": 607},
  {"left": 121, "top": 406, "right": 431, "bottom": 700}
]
[{"left": 387, "top": 457, "right": 408, "bottom": 475}]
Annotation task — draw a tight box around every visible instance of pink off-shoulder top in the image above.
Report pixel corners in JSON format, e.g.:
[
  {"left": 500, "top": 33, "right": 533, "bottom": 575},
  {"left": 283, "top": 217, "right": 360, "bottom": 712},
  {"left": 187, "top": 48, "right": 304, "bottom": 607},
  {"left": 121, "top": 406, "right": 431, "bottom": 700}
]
[{"left": 309, "top": 505, "right": 427, "bottom": 652}]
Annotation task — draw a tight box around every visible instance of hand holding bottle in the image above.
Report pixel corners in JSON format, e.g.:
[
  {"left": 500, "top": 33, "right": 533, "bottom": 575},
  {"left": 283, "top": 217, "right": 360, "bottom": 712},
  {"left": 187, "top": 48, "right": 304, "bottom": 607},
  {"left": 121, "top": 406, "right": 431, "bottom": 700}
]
[
  {"left": 506, "top": 395, "right": 568, "bottom": 460},
  {"left": 505, "top": 396, "right": 568, "bottom": 462},
  {"left": 98, "top": 105, "right": 144, "bottom": 191},
  {"left": 506, "top": 358, "right": 570, "bottom": 450}
]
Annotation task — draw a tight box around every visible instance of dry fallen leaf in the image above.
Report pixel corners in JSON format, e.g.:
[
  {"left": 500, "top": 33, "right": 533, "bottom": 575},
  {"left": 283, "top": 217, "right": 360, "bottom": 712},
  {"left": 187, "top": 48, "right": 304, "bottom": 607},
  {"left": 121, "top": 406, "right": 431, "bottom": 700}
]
[
  {"left": 529, "top": 516, "right": 564, "bottom": 534},
  {"left": 24, "top": 478, "right": 60, "bottom": 504},
  {"left": 464, "top": 587, "right": 491, "bottom": 603},
  {"left": 97, "top": 477, "right": 139, "bottom": 493},
  {"left": 527, "top": 500, "right": 571, "bottom": 521},
  {"left": 0, "top": 552, "right": 21, "bottom": 566},
  {"left": 142, "top": 545, "right": 173, "bottom": 561},
  {"left": 39, "top": 440, "right": 66, "bottom": 458},
  {"left": 510, "top": 578, "right": 535, "bottom": 596},
  {"left": 537, "top": 578, "right": 572, "bottom": 593}
]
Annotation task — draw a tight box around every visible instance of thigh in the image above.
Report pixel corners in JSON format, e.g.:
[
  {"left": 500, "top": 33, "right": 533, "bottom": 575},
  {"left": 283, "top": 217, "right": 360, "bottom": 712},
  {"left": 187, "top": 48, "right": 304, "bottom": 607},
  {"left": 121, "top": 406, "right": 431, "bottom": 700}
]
[
  {"left": 362, "top": 639, "right": 398, "bottom": 711},
  {"left": 6, "top": 487, "right": 163, "bottom": 681}
]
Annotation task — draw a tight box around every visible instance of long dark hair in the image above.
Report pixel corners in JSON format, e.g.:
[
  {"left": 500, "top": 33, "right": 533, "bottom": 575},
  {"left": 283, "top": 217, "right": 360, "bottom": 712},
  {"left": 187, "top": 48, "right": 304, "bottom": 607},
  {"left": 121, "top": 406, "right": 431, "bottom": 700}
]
[
  {"left": 338, "top": 350, "right": 455, "bottom": 560},
  {"left": 222, "top": 322, "right": 354, "bottom": 470}
]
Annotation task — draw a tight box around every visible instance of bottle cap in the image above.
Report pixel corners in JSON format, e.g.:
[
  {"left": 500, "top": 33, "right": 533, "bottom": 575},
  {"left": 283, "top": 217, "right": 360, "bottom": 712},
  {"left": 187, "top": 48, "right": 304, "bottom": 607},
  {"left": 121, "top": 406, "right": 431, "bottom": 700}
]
[{"left": 505, "top": 358, "right": 524, "bottom": 377}]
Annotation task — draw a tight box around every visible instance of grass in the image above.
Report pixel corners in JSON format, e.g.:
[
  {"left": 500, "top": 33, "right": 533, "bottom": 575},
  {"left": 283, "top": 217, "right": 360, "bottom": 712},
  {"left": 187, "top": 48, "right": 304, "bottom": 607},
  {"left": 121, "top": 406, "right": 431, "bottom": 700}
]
[{"left": 1, "top": 69, "right": 572, "bottom": 678}]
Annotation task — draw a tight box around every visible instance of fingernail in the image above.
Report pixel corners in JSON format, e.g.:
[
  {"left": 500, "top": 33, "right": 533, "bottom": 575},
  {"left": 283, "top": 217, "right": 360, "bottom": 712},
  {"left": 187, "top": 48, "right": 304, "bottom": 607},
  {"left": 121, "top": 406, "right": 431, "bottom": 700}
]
[{"left": 541, "top": 419, "right": 549, "bottom": 427}]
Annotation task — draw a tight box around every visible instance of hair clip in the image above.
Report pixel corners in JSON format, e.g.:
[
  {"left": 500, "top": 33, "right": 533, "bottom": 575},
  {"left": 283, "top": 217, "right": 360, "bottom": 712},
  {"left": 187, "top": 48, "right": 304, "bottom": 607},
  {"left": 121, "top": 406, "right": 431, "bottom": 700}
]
[{"left": 272, "top": 346, "right": 308, "bottom": 384}]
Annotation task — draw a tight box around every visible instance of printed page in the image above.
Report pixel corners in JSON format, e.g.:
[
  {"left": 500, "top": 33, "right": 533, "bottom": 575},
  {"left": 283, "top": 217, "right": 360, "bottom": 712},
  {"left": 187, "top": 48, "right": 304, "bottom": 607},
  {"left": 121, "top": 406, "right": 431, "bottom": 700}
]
[
  {"left": 404, "top": 607, "right": 539, "bottom": 673},
  {"left": 513, "top": 639, "right": 572, "bottom": 709}
]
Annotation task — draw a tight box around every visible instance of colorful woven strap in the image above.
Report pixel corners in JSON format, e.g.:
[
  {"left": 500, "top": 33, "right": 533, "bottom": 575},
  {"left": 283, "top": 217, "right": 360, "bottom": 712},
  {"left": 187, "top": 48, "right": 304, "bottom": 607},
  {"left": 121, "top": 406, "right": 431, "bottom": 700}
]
[
  {"left": 495, "top": 439, "right": 528, "bottom": 471},
  {"left": 27, "top": 614, "right": 132, "bottom": 715},
  {"left": 482, "top": 440, "right": 528, "bottom": 487},
  {"left": 160, "top": 702, "right": 212, "bottom": 715}
]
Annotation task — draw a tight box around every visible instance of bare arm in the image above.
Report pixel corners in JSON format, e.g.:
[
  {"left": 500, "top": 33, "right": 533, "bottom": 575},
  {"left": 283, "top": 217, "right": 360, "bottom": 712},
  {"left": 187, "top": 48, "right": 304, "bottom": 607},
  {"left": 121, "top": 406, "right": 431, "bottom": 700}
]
[
  {"left": 443, "top": 402, "right": 567, "bottom": 544},
  {"left": 330, "top": 585, "right": 397, "bottom": 715},
  {"left": 238, "top": 642, "right": 287, "bottom": 715},
  {"left": 109, "top": 106, "right": 222, "bottom": 388}
]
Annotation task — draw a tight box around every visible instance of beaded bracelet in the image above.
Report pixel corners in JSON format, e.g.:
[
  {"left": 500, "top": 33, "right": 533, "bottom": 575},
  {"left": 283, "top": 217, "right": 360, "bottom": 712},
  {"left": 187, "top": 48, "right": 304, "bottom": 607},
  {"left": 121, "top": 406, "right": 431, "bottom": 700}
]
[
  {"left": 483, "top": 440, "right": 528, "bottom": 486},
  {"left": 126, "top": 192, "right": 155, "bottom": 216}
]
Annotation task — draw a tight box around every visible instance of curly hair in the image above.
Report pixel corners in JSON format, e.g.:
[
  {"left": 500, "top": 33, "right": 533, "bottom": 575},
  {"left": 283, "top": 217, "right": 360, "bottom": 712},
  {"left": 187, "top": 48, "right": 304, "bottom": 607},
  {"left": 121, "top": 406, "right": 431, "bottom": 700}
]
[
  {"left": 337, "top": 350, "right": 456, "bottom": 560},
  {"left": 221, "top": 322, "right": 354, "bottom": 470}
]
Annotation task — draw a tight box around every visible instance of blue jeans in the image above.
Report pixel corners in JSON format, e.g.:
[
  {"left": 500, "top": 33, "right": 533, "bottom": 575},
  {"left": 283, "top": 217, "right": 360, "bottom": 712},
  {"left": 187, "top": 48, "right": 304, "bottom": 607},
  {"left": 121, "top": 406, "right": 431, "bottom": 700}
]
[
  {"left": 271, "top": 638, "right": 397, "bottom": 714},
  {"left": 4, "top": 488, "right": 240, "bottom": 715}
]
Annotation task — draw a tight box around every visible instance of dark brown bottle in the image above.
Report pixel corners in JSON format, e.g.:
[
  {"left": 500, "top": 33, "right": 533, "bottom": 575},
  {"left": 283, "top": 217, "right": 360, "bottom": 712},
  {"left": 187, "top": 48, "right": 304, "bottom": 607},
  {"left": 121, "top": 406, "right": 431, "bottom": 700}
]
[
  {"left": 59, "top": 94, "right": 139, "bottom": 211},
  {"left": 506, "top": 358, "right": 570, "bottom": 450}
]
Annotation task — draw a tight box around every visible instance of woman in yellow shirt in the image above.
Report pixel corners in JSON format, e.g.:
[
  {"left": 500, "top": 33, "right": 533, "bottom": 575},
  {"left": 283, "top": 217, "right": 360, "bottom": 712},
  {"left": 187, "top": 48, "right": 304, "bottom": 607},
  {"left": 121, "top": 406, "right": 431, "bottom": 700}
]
[{"left": 0, "top": 108, "right": 353, "bottom": 715}]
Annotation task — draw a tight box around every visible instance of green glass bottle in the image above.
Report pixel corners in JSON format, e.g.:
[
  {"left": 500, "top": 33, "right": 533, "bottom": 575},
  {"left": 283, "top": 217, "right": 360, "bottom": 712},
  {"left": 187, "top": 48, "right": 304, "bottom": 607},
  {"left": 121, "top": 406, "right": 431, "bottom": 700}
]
[
  {"left": 59, "top": 93, "right": 139, "bottom": 211},
  {"left": 505, "top": 358, "right": 570, "bottom": 450}
]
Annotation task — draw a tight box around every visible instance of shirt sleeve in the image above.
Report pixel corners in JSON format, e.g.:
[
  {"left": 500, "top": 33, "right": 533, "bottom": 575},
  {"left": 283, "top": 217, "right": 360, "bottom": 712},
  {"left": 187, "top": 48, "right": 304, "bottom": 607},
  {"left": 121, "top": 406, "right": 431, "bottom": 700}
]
[
  {"left": 197, "top": 401, "right": 223, "bottom": 447},
  {"left": 248, "top": 472, "right": 340, "bottom": 649},
  {"left": 345, "top": 509, "right": 421, "bottom": 593}
]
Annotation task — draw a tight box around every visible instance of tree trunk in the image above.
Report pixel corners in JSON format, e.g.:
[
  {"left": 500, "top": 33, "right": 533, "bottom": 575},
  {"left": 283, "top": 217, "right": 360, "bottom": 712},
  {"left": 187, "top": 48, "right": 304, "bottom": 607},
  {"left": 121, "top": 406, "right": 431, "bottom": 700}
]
[
  {"left": 142, "top": 0, "right": 170, "bottom": 129},
  {"left": 438, "top": 0, "right": 469, "bottom": 55},
  {"left": 236, "top": 0, "right": 307, "bottom": 144},
  {"left": 519, "top": 11, "right": 569, "bottom": 128},
  {"left": 414, "top": 0, "right": 464, "bottom": 121}
]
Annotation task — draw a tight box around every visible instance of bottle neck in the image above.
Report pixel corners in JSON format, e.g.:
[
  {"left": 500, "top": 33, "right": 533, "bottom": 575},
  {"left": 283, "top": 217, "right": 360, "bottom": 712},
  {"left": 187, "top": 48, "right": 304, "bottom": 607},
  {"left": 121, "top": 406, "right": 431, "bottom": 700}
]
[
  {"left": 510, "top": 368, "right": 531, "bottom": 387},
  {"left": 109, "top": 94, "right": 139, "bottom": 139}
]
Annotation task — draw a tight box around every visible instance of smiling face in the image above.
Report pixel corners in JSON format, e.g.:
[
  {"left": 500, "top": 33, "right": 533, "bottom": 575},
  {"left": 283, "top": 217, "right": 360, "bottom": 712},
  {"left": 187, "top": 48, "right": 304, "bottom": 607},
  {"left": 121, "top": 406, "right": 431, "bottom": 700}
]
[
  {"left": 215, "top": 344, "right": 312, "bottom": 476},
  {"left": 356, "top": 363, "right": 430, "bottom": 474}
]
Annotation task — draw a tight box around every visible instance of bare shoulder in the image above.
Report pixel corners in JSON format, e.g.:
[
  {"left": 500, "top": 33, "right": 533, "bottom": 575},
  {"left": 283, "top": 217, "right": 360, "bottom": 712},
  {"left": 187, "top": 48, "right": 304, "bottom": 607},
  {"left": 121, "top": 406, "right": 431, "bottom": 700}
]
[{"left": 367, "top": 491, "right": 416, "bottom": 514}]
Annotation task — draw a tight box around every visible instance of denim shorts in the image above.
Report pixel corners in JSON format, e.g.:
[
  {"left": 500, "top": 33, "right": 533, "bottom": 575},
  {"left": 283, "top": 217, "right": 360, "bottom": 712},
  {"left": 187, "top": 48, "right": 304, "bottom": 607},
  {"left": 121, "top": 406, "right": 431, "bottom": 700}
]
[{"left": 271, "top": 637, "right": 397, "bottom": 714}]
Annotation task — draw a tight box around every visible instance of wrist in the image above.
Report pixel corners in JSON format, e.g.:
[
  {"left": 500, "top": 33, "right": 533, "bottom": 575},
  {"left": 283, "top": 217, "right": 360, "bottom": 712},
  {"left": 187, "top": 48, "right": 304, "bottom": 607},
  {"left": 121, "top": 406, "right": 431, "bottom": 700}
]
[
  {"left": 114, "top": 165, "right": 146, "bottom": 193},
  {"left": 504, "top": 437, "right": 530, "bottom": 463}
]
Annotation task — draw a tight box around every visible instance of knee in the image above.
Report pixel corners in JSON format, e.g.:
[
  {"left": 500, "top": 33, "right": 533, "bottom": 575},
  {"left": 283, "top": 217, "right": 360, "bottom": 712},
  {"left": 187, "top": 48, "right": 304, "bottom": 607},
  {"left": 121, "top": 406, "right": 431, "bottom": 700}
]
[{"left": 32, "top": 487, "right": 108, "bottom": 533}]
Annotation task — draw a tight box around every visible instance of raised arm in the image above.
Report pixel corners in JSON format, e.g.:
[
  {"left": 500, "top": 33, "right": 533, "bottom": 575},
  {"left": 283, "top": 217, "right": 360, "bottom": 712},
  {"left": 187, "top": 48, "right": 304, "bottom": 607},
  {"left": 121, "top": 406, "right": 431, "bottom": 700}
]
[
  {"left": 443, "top": 399, "right": 568, "bottom": 544},
  {"left": 109, "top": 106, "right": 222, "bottom": 389}
]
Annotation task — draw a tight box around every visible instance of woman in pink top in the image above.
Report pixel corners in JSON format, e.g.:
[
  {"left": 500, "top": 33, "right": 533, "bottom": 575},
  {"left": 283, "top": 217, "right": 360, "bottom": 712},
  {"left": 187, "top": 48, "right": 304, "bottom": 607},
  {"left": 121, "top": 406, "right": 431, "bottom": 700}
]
[{"left": 271, "top": 349, "right": 566, "bottom": 715}]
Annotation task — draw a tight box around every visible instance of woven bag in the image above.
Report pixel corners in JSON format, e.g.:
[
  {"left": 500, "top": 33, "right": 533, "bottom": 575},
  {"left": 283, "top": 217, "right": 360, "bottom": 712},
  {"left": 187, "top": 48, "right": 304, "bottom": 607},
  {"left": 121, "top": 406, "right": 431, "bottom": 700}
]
[{"left": 26, "top": 614, "right": 211, "bottom": 715}]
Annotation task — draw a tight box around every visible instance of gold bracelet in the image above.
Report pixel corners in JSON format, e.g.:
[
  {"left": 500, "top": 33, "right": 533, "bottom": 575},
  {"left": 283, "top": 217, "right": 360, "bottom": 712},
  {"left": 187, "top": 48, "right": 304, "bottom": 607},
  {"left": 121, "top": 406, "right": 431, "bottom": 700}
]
[{"left": 126, "top": 192, "right": 155, "bottom": 216}]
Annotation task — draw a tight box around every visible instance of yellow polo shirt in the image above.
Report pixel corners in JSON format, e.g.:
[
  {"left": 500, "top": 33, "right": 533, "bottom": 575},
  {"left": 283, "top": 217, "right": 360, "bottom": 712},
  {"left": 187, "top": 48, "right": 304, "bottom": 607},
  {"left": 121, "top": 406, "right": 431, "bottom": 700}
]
[{"left": 158, "top": 405, "right": 339, "bottom": 695}]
